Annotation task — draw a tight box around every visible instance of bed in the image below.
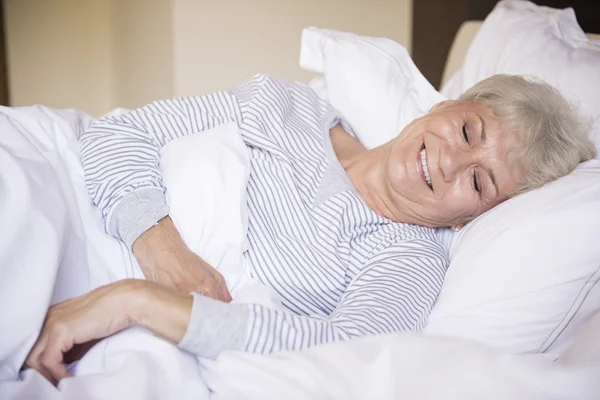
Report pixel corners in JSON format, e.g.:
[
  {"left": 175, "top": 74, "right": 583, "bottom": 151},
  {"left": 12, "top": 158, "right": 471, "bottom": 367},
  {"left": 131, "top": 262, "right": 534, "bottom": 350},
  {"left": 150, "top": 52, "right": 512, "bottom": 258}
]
[{"left": 1, "top": 1, "right": 600, "bottom": 399}]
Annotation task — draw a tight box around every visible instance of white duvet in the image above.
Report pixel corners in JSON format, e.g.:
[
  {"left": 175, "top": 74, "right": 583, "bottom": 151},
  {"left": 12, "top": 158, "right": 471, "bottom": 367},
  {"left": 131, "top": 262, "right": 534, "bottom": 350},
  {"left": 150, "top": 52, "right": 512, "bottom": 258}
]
[{"left": 0, "top": 106, "right": 599, "bottom": 400}]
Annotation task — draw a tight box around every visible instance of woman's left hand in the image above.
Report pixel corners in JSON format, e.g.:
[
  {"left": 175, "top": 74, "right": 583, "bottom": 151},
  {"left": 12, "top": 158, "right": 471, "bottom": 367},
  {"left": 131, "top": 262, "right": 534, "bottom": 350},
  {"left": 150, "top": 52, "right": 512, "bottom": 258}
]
[{"left": 24, "top": 279, "right": 144, "bottom": 385}]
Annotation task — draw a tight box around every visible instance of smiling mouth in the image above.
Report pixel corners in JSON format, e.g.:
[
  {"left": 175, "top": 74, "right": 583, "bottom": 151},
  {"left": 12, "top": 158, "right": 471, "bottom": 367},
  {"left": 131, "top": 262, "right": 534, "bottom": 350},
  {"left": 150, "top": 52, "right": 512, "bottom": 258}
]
[{"left": 420, "top": 144, "right": 433, "bottom": 190}]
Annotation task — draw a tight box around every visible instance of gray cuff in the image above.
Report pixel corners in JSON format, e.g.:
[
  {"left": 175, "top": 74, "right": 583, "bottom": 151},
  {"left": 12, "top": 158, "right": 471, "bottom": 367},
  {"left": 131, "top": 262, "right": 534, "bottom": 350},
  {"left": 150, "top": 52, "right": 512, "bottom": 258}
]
[
  {"left": 107, "top": 188, "right": 170, "bottom": 249},
  {"left": 178, "top": 293, "right": 249, "bottom": 359}
]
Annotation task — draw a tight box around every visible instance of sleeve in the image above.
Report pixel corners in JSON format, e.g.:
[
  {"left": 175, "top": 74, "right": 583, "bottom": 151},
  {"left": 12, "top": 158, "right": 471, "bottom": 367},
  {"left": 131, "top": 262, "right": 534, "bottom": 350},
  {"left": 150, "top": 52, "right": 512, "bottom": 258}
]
[
  {"left": 79, "top": 75, "right": 269, "bottom": 248},
  {"left": 178, "top": 239, "right": 448, "bottom": 358}
]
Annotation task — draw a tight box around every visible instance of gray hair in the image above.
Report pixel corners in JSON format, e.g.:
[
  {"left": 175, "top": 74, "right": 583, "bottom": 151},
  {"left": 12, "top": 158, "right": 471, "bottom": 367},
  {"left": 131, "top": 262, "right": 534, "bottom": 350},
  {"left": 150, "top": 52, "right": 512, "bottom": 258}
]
[{"left": 458, "top": 74, "right": 597, "bottom": 195}]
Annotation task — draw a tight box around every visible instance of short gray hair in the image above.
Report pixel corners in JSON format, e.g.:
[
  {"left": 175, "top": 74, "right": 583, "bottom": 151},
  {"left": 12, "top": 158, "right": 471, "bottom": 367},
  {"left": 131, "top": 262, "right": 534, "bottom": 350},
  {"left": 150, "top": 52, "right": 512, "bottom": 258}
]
[{"left": 458, "top": 74, "right": 597, "bottom": 195}]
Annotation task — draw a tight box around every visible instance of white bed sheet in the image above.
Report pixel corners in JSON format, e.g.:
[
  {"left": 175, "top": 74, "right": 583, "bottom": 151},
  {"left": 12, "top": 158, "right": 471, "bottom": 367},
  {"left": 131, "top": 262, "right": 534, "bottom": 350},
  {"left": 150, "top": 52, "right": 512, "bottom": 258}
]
[
  {"left": 0, "top": 105, "right": 212, "bottom": 399},
  {"left": 205, "top": 312, "right": 600, "bottom": 400}
]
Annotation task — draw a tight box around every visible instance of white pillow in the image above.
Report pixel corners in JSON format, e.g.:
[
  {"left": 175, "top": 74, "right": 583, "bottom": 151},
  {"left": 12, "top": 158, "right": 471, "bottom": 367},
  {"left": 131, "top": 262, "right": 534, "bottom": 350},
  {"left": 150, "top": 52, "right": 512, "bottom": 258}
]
[
  {"left": 424, "top": 161, "right": 600, "bottom": 355},
  {"left": 160, "top": 122, "right": 251, "bottom": 282},
  {"left": 299, "top": 27, "right": 445, "bottom": 149},
  {"left": 441, "top": 0, "right": 600, "bottom": 157},
  {"left": 426, "top": 0, "right": 600, "bottom": 356},
  {"left": 299, "top": 20, "right": 600, "bottom": 356}
]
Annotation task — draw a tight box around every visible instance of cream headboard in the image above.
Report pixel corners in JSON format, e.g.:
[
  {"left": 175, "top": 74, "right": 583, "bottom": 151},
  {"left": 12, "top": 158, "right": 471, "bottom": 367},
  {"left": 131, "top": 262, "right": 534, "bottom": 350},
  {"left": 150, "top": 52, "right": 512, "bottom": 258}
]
[{"left": 440, "top": 21, "right": 600, "bottom": 90}]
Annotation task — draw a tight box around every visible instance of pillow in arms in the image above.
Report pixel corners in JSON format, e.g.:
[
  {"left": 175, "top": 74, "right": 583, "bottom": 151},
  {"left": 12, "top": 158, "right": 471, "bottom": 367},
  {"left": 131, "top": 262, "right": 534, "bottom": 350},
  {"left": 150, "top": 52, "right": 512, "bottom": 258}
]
[
  {"left": 160, "top": 122, "right": 253, "bottom": 291},
  {"left": 299, "top": 23, "right": 600, "bottom": 356}
]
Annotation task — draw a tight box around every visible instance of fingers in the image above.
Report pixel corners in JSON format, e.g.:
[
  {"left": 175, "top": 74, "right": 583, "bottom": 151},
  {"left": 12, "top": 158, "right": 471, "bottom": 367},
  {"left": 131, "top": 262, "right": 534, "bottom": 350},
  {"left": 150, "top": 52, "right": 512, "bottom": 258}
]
[
  {"left": 221, "top": 287, "right": 233, "bottom": 303},
  {"left": 208, "top": 272, "right": 232, "bottom": 303},
  {"left": 25, "top": 336, "right": 55, "bottom": 385},
  {"left": 41, "top": 351, "right": 70, "bottom": 384},
  {"left": 25, "top": 325, "right": 72, "bottom": 385},
  {"left": 213, "top": 273, "right": 233, "bottom": 303},
  {"left": 23, "top": 285, "right": 127, "bottom": 386},
  {"left": 195, "top": 274, "right": 232, "bottom": 303},
  {"left": 199, "top": 279, "right": 224, "bottom": 300}
]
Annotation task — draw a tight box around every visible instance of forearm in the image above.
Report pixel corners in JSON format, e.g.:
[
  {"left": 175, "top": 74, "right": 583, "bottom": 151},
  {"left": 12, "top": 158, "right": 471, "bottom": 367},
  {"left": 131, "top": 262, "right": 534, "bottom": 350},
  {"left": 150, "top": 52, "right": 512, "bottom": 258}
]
[
  {"left": 130, "top": 280, "right": 194, "bottom": 344},
  {"left": 80, "top": 91, "right": 243, "bottom": 245},
  {"left": 130, "top": 214, "right": 232, "bottom": 300},
  {"left": 111, "top": 189, "right": 170, "bottom": 250},
  {"left": 178, "top": 293, "right": 248, "bottom": 358},
  {"left": 132, "top": 216, "right": 187, "bottom": 281},
  {"left": 176, "top": 297, "right": 354, "bottom": 357},
  {"left": 127, "top": 281, "right": 372, "bottom": 358},
  {"left": 128, "top": 281, "right": 246, "bottom": 358}
]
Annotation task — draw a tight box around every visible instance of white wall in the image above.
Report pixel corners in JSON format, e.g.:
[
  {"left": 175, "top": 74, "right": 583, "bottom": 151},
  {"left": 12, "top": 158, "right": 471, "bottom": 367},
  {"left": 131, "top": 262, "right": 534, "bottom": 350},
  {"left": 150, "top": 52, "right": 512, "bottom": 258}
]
[
  {"left": 4, "top": 0, "right": 114, "bottom": 117},
  {"left": 4, "top": 0, "right": 412, "bottom": 116},
  {"left": 173, "top": 0, "right": 412, "bottom": 96}
]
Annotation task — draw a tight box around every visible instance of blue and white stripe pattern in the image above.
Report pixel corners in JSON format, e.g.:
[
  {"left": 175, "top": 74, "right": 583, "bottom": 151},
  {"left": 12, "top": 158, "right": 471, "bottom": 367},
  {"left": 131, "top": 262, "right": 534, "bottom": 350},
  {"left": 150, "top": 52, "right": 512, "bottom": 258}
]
[{"left": 80, "top": 74, "right": 448, "bottom": 356}]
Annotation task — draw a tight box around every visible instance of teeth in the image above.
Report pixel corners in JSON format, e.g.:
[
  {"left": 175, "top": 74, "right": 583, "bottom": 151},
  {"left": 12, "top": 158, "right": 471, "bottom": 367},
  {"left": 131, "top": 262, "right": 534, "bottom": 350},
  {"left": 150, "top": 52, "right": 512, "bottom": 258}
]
[{"left": 420, "top": 148, "right": 432, "bottom": 189}]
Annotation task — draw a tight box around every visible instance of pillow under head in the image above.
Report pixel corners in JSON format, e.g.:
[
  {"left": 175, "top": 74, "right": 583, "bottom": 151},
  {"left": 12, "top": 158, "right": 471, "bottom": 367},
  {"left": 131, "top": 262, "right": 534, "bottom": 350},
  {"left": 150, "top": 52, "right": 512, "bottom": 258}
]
[
  {"left": 299, "top": 20, "right": 600, "bottom": 356},
  {"left": 424, "top": 161, "right": 600, "bottom": 356}
]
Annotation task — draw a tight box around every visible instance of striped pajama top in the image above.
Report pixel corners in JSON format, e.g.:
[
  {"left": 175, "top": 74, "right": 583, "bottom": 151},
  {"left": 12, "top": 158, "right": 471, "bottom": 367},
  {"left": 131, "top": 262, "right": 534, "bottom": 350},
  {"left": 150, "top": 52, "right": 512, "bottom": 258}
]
[{"left": 80, "top": 74, "right": 449, "bottom": 358}]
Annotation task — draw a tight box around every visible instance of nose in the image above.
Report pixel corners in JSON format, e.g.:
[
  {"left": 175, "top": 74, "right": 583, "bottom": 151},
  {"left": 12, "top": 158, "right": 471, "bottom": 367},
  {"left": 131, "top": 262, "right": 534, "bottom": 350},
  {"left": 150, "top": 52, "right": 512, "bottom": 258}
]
[{"left": 438, "top": 144, "right": 472, "bottom": 182}]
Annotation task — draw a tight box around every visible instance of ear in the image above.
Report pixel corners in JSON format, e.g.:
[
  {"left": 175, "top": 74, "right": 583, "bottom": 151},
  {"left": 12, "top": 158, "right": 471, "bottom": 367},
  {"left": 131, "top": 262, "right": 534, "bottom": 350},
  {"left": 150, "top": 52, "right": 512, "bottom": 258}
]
[
  {"left": 451, "top": 224, "right": 464, "bottom": 232},
  {"left": 430, "top": 100, "right": 452, "bottom": 112}
]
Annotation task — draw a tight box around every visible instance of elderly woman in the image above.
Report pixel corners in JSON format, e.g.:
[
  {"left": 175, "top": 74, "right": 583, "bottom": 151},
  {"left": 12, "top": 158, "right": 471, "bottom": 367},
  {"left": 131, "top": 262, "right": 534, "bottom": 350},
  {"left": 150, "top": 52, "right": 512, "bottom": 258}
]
[{"left": 25, "top": 74, "right": 595, "bottom": 383}]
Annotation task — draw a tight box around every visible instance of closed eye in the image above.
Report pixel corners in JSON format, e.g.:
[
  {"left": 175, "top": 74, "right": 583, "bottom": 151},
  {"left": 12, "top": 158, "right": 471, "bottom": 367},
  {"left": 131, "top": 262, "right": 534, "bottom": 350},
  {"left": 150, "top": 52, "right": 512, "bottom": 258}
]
[
  {"left": 473, "top": 172, "right": 481, "bottom": 194},
  {"left": 462, "top": 123, "right": 470, "bottom": 144}
]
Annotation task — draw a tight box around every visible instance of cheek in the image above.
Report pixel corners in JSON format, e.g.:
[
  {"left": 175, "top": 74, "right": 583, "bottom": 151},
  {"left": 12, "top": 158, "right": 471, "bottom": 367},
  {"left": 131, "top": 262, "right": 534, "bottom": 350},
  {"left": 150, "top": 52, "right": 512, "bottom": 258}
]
[
  {"left": 386, "top": 148, "right": 409, "bottom": 189},
  {"left": 438, "top": 186, "right": 480, "bottom": 217}
]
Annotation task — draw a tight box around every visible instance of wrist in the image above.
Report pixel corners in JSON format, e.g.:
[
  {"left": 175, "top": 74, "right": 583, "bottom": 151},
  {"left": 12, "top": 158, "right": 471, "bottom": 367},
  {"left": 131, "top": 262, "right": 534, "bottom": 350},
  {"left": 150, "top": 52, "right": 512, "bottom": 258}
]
[
  {"left": 124, "top": 279, "right": 193, "bottom": 343},
  {"left": 117, "top": 279, "right": 153, "bottom": 328},
  {"left": 132, "top": 216, "right": 190, "bottom": 278},
  {"left": 133, "top": 216, "right": 184, "bottom": 252}
]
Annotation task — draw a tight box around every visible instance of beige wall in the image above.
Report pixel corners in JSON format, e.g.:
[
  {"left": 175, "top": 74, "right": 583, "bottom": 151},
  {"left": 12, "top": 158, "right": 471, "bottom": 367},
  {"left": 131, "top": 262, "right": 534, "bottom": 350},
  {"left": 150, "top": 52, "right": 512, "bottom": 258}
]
[
  {"left": 173, "top": 0, "right": 412, "bottom": 97},
  {"left": 5, "top": 0, "right": 412, "bottom": 116},
  {"left": 4, "top": 0, "right": 114, "bottom": 116},
  {"left": 110, "top": 0, "right": 174, "bottom": 110}
]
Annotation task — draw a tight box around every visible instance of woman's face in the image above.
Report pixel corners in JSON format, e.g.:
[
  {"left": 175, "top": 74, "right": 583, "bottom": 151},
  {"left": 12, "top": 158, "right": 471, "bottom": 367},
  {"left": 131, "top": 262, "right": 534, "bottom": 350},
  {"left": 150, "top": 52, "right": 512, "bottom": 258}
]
[{"left": 384, "top": 100, "right": 522, "bottom": 228}]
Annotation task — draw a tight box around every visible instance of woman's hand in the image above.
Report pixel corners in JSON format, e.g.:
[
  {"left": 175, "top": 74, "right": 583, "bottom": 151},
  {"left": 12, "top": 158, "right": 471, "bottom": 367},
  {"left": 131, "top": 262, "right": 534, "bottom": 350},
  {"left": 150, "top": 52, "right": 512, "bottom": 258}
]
[
  {"left": 24, "top": 279, "right": 194, "bottom": 385},
  {"left": 24, "top": 280, "right": 141, "bottom": 385},
  {"left": 133, "top": 216, "right": 232, "bottom": 302}
]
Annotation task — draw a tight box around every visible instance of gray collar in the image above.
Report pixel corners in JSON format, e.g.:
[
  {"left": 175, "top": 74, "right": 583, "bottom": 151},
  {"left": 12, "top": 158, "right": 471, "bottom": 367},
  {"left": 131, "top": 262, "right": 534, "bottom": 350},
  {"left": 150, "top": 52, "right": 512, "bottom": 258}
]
[{"left": 314, "top": 111, "right": 357, "bottom": 207}]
